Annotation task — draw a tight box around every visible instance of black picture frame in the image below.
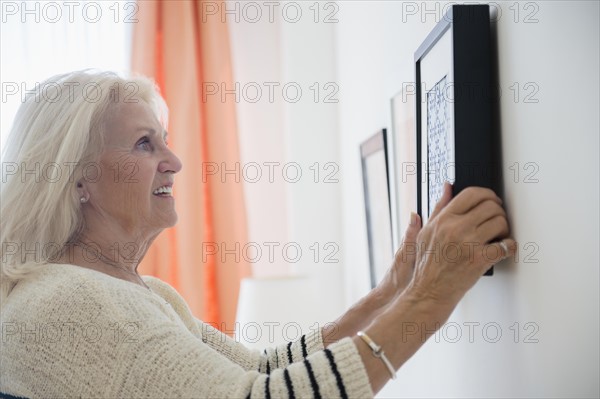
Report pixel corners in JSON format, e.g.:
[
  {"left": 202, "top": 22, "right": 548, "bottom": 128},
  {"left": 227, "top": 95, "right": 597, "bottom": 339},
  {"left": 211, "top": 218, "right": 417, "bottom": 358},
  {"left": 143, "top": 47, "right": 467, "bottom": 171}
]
[
  {"left": 360, "top": 129, "right": 394, "bottom": 288},
  {"left": 415, "top": 4, "right": 496, "bottom": 275}
]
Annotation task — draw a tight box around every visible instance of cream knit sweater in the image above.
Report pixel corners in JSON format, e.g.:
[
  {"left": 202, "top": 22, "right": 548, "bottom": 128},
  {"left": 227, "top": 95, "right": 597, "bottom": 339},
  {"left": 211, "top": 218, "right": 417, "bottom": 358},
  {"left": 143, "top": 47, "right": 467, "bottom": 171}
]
[{"left": 0, "top": 263, "right": 374, "bottom": 398}]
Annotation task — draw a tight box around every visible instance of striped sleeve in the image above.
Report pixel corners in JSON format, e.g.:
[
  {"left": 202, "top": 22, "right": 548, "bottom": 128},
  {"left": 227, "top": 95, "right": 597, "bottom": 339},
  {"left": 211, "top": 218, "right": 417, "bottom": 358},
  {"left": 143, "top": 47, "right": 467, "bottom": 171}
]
[
  {"left": 198, "top": 320, "right": 324, "bottom": 373},
  {"left": 244, "top": 337, "right": 373, "bottom": 399},
  {"left": 257, "top": 330, "right": 323, "bottom": 373},
  {"left": 143, "top": 278, "right": 372, "bottom": 396}
]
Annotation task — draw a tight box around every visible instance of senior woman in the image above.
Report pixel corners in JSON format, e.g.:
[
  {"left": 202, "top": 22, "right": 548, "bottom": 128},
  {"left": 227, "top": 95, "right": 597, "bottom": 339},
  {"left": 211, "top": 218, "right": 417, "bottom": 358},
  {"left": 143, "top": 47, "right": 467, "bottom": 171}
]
[{"left": 0, "top": 70, "right": 515, "bottom": 399}]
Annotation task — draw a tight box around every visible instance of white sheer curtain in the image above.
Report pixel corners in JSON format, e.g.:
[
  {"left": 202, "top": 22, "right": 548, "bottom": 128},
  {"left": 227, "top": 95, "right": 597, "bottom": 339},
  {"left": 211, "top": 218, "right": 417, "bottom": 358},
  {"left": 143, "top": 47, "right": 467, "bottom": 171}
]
[{"left": 0, "top": 0, "right": 134, "bottom": 153}]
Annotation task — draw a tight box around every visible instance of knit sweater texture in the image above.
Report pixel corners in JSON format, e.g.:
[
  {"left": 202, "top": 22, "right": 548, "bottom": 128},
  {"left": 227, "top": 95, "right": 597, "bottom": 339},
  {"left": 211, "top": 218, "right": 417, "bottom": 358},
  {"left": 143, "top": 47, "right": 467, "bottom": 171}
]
[{"left": 0, "top": 263, "right": 374, "bottom": 398}]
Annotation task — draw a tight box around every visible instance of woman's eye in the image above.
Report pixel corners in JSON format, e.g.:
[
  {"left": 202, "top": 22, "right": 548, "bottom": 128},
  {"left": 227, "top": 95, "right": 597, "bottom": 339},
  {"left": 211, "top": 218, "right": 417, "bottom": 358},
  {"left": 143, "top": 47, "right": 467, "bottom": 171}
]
[{"left": 137, "top": 137, "right": 152, "bottom": 150}]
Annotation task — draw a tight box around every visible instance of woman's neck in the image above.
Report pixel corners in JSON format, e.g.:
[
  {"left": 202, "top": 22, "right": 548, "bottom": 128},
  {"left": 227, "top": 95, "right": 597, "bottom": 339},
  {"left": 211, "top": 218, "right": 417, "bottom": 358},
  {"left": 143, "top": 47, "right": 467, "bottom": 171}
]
[{"left": 57, "top": 229, "right": 158, "bottom": 289}]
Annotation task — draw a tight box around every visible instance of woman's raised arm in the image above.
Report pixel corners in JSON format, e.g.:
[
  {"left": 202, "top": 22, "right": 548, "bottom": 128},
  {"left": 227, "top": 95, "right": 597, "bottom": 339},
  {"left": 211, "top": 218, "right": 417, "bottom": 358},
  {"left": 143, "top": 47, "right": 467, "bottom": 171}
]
[{"left": 330, "top": 183, "right": 516, "bottom": 394}]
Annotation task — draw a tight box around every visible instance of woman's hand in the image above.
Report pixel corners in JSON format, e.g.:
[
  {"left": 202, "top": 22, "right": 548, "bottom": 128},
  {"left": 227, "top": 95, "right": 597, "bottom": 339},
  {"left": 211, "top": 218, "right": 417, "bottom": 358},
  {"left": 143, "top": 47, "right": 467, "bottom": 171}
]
[
  {"left": 406, "top": 182, "right": 517, "bottom": 308},
  {"left": 324, "top": 182, "right": 515, "bottom": 351},
  {"left": 355, "top": 183, "right": 516, "bottom": 394},
  {"left": 371, "top": 212, "right": 423, "bottom": 309},
  {"left": 322, "top": 213, "right": 423, "bottom": 346}
]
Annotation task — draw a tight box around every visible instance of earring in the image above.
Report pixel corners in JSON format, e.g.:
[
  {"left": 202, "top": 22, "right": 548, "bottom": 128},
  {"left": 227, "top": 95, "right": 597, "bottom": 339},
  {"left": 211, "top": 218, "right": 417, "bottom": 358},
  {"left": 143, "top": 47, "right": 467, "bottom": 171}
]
[{"left": 80, "top": 197, "right": 87, "bottom": 203}]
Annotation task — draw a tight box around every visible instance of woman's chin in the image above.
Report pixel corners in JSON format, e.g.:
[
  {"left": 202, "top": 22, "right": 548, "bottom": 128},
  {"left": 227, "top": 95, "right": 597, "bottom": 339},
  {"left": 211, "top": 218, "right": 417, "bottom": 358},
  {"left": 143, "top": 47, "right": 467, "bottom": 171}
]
[
  {"left": 158, "top": 212, "right": 177, "bottom": 228},
  {"left": 151, "top": 201, "right": 178, "bottom": 227},
  {"left": 166, "top": 211, "right": 178, "bottom": 227},
  {"left": 148, "top": 213, "right": 178, "bottom": 231},
  {"left": 167, "top": 215, "right": 178, "bottom": 227}
]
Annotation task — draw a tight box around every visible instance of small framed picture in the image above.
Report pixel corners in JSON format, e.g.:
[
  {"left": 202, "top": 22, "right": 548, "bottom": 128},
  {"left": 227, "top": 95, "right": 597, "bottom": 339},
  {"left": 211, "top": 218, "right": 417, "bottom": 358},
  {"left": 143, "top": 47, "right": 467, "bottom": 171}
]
[
  {"left": 391, "top": 90, "right": 417, "bottom": 246},
  {"left": 360, "top": 129, "right": 394, "bottom": 288},
  {"left": 415, "top": 4, "right": 496, "bottom": 274}
]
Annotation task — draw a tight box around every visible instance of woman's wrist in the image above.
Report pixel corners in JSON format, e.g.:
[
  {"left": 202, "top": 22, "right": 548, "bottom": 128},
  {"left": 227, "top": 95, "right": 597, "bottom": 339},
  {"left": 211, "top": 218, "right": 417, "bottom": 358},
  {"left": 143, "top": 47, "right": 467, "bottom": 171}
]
[
  {"left": 353, "top": 289, "right": 455, "bottom": 393},
  {"left": 386, "top": 285, "right": 457, "bottom": 335},
  {"left": 321, "top": 287, "right": 392, "bottom": 347},
  {"left": 401, "top": 278, "right": 462, "bottom": 315},
  {"left": 366, "top": 284, "right": 394, "bottom": 312}
]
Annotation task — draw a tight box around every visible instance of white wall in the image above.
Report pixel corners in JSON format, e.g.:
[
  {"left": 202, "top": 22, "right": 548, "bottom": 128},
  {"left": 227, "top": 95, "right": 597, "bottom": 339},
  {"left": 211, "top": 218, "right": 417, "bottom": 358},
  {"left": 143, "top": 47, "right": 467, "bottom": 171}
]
[{"left": 229, "top": 0, "right": 599, "bottom": 396}]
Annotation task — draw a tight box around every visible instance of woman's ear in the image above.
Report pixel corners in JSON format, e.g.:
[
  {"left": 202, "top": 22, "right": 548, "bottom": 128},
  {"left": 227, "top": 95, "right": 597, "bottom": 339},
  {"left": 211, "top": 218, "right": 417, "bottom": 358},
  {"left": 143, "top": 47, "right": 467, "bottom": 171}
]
[{"left": 76, "top": 181, "right": 89, "bottom": 204}]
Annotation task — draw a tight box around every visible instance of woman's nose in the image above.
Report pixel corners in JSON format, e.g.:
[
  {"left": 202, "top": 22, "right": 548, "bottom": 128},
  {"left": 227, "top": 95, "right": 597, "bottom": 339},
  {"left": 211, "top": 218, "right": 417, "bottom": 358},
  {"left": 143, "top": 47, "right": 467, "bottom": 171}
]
[{"left": 159, "top": 148, "right": 183, "bottom": 174}]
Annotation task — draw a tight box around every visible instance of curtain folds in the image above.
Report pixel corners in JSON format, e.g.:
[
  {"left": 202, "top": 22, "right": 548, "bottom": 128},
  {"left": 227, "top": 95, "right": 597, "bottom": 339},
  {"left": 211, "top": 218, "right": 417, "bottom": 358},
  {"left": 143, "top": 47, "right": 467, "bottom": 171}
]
[{"left": 131, "top": 0, "right": 251, "bottom": 332}]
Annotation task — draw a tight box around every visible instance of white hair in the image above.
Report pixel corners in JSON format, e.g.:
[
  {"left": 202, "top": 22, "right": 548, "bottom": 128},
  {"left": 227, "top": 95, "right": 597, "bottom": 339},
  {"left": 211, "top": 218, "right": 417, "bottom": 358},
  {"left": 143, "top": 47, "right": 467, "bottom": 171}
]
[{"left": 0, "top": 69, "right": 168, "bottom": 306}]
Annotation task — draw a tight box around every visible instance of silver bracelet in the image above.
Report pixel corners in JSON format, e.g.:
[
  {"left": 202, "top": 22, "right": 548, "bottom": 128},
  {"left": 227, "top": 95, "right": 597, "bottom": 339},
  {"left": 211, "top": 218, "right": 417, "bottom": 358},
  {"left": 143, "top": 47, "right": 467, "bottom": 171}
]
[{"left": 357, "top": 331, "right": 397, "bottom": 380}]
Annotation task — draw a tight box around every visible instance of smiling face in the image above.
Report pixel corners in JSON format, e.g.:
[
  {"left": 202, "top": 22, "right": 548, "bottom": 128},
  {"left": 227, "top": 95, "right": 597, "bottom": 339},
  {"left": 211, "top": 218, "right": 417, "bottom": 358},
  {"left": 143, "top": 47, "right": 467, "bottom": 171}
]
[{"left": 82, "top": 101, "right": 182, "bottom": 237}]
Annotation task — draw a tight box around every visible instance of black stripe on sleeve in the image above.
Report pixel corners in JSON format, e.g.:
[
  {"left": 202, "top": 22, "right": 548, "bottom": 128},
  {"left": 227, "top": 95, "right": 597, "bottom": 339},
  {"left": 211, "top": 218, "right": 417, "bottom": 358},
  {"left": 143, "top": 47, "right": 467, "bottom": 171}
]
[
  {"left": 265, "top": 376, "right": 271, "bottom": 399},
  {"left": 275, "top": 348, "right": 279, "bottom": 367},
  {"left": 283, "top": 369, "right": 296, "bottom": 399},
  {"left": 301, "top": 335, "right": 308, "bottom": 358},
  {"left": 0, "top": 393, "right": 29, "bottom": 399},
  {"left": 304, "top": 359, "right": 322, "bottom": 399},
  {"left": 324, "top": 349, "right": 348, "bottom": 399},
  {"left": 266, "top": 359, "right": 271, "bottom": 375},
  {"left": 286, "top": 341, "right": 294, "bottom": 364}
]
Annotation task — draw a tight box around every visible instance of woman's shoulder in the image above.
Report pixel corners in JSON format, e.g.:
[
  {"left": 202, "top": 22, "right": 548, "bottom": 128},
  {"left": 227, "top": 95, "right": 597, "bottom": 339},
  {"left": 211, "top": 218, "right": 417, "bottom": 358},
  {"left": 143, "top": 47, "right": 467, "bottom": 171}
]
[
  {"left": 141, "top": 274, "right": 186, "bottom": 306},
  {"left": 2, "top": 263, "right": 159, "bottom": 324},
  {"left": 141, "top": 275, "right": 200, "bottom": 333},
  {"left": 2, "top": 263, "right": 202, "bottom": 336},
  {"left": 16, "top": 262, "right": 151, "bottom": 296}
]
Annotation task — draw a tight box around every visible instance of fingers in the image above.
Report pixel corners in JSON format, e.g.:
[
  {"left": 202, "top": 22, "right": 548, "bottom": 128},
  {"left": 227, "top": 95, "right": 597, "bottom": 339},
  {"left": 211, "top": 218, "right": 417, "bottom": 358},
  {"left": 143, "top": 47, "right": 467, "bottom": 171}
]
[
  {"left": 475, "top": 213, "right": 509, "bottom": 243},
  {"left": 480, "top": 238, "right": 517, "bottom": 271},
  {"left": 405, "top": 212, "right": 422, "bottom": 240},
  {"left": 465, "top": 198, "right": 506, "bottom": 229},
  {"left": 399, "top": 212, "right": 422, "bottom": 263},
  {"left": 446, "top": 186, "right": 502, "bottom": 216},
  {"left": 460, "top": 195, "right": 509, "bottom": 244},
  {"left": 428, "top": 181, "right": 453, "bottom": 222}
]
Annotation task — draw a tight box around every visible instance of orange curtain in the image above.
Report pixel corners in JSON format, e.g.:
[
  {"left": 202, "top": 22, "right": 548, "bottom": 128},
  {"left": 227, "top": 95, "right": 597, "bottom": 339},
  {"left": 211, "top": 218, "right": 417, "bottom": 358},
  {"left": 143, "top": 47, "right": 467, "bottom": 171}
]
[{"left": 131, "top": 0, "right": 251, "bottom": 333}]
